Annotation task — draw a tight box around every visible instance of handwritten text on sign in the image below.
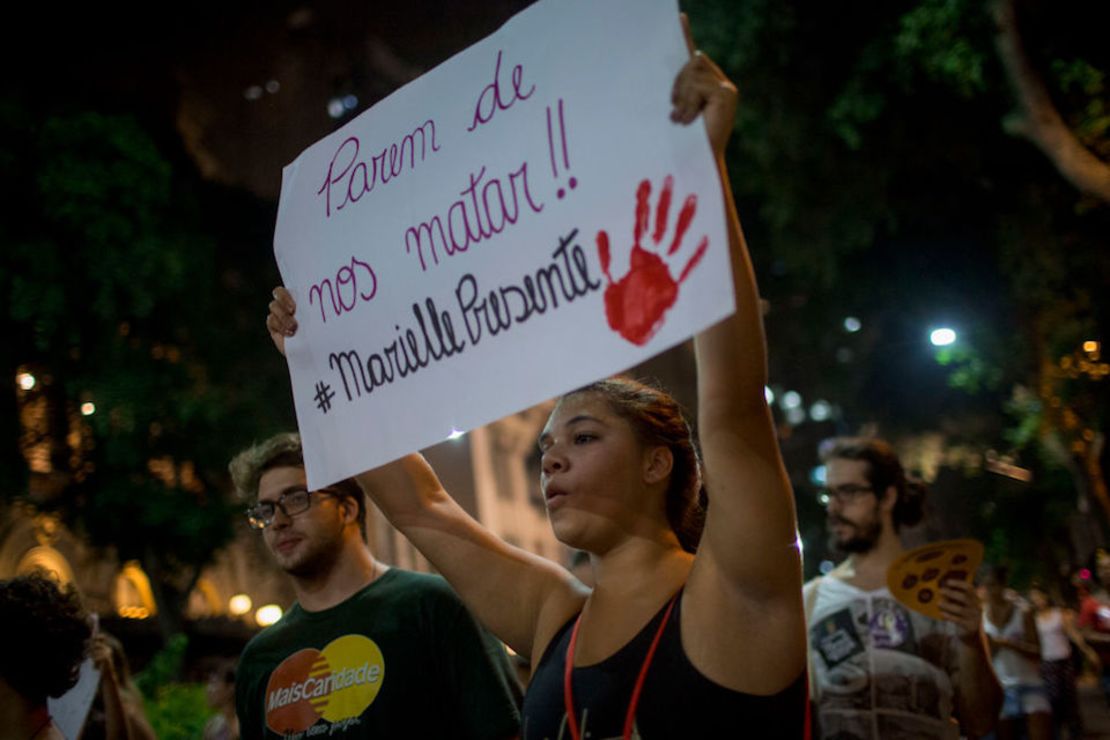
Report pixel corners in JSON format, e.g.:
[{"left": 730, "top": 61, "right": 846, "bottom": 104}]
[{"left": 274, "top": 0, "right": 735, "bottom": 489}]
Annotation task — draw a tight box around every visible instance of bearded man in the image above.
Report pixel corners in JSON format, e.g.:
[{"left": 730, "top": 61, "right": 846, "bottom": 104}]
[{"left": 803, "top": 437, "right": 1001, "bottom": 739}]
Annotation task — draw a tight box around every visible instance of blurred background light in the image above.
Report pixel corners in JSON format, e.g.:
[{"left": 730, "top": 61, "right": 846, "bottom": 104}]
[
  {"left": 228, "top": 594, "right": 252, "bottom": 616},
  {"left": 255, "top": 604, "right": 283, "bottom": 626},
  {"left": 930, "top": 328, "right": 957, "bottom": 346}
]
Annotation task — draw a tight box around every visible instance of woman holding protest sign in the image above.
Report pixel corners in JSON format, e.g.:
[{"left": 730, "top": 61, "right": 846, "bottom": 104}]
[{"left": 268, "top": 24, "right": 806, "bottom": 739}]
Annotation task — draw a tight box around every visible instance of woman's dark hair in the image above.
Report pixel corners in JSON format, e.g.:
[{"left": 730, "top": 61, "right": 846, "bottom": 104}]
[
  {"left": 819, "top": 437, "right": 927, "bottom": 531},
  {"left": 0, "top": 571, "right": 91, "bottom": 705},
  {"left": 563, "top": 377, "right": 705, "bottom": 553}
]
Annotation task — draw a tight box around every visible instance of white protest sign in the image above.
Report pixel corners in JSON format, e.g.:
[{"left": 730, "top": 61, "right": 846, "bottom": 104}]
[
  {"left": 275, "top": 0, "right": 735, "bottom": 489},
  {"left": 48, "top": 657, "right": 100, "bottom": 740}
]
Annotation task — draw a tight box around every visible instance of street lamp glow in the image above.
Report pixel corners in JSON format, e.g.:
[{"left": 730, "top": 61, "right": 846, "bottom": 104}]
[
  {"left": 843, "top": 316, "right": 861, "bottom": 333},
  {"left": 786, "top": 407, "right": 806, "bottom": 425},
  {"left": 781, "top": 391, "right": 802, "bottom": 409},
  {"left": 80, "top": 402, "right": 96, "bottom": 416},
  {"left": 228, "top": 594, "right": 252, "bottom": 616},
  {"left": 930, "top": 328, "right": 957, "bottom": 347},
  {"left": 1083, "top": 340, "right": 1100, "bottom": 354},
  {"left": 17, "top": 372, "right": 36, "bottom": 391},
  {"left": 255, "top": 604, "right": 283, "bottom": 626},
  {"left": 810, "top": 400, "right": 832, "bottom": 421},
  {"left": 764, "top": 386, "right": 775, "bottom": 405}
]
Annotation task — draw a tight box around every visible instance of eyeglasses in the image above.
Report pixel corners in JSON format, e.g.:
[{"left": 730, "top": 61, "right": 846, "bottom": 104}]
[
  {"left": 817, "top": 484, "right": 874, "bottom": 506},
  {"left": 246, "top": 488, "right": 335, "bottom": 530}
]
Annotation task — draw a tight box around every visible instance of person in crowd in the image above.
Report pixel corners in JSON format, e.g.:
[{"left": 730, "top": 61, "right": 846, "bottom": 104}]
[
  {"left": 0, "top": 571, "right": 92, "bottom": 740},
  {"left": 83, "top": 631, "right": 157, "bottom": 740},
  {"left": 203, "top": 659, "right": 240, "bottom": 740},
  {"left": 1076, "top": 555, "right": 1110, "bottom": 706},
  {"left": 982, "top": 565, "right": 1052, "bottom": 740},
  {"left": 1030, "top": 583, "right": 1097, "bottom": 739},
  {"left": 229, "top": 433, "right": 521, "bottom": 739},
  {"left": 266, "top": 26, "right": 809, "bottom": 738},
  {"left": 1075, "top": 554, "right": 1110, "bottom": 627},
  {"left": 803, "top": 437, "right": 1001, "bottom": 739}
]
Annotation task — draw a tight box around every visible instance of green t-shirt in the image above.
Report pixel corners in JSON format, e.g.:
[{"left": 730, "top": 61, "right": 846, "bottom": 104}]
[{"left": 236, "top": 569, "right": 521, "bottom": 740}]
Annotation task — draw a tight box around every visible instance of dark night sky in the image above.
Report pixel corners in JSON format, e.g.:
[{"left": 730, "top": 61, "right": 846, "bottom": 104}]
[{"left": 6, "top": 1, "right": 536, "bottom": 197}]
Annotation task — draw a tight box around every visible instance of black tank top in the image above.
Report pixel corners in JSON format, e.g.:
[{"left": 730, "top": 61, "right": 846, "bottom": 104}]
[{"left": 522, "top": 591, "right": 807, "bottom": 739}]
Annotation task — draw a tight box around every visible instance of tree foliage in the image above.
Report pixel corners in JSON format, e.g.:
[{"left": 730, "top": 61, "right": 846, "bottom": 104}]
[
  {"left": 685, "top": 0, "right": 1108, "bottom": 579},
  {"left": 136, "top": 635, "right": 213, "bottom": 739},
  {"left": 0, "top": 96, "right": 292, "bottom": 639}
]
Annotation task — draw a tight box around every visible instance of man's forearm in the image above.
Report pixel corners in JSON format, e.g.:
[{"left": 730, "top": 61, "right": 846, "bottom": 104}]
[{"left": 953, "top": 633, "right": 1003, "bottom": 737}]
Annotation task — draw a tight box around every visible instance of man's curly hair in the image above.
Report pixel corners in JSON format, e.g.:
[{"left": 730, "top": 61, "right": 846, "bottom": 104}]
[
  {"left": 229, "top": 432, "right": 367, "bottom": 541},
  {"left": 0, "top": 571, "right": 91, "bottom": 704}
]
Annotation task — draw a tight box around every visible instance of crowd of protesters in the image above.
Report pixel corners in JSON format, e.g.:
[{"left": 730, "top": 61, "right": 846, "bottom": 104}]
[
  {"left": 6, "top": 11, "right": 1110, "bottom": 740},
  {"left": 8, "top": 439, "right": 1110, "bottom": 739}
]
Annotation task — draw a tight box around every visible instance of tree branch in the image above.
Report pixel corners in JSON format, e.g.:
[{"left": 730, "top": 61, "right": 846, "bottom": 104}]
[{"left": 992, "top": 0, "right": 1110, "bottom": 204}]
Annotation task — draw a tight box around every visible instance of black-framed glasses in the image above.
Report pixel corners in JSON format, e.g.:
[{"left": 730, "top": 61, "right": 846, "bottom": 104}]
[
  {"left": 817, "top": 484, "right": 874, "bottom": 506},
  {"left": 246, "top": 488, "right": 335, "bottom": 530}
]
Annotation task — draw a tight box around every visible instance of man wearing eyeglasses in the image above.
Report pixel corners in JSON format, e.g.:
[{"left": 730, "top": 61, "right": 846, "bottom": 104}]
[
  {"left": 802, "top": 437, "right": 1001, "bottom": 739},
  {"left": 229, "top": 433, "right": 521, "bottom": 740}
]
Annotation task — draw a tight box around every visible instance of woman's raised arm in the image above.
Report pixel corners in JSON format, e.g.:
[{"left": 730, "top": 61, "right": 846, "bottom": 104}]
[
  {"left": 677, "top": 43, "right": 806, "bottom": 685},
  {"left": 268, "top": 287, "right": 586, "bottom": 663}
]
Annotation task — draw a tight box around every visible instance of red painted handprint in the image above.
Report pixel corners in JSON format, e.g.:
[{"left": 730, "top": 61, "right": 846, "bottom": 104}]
[{"left": 597, "top": 176, "right": 709, "bottom": 346}]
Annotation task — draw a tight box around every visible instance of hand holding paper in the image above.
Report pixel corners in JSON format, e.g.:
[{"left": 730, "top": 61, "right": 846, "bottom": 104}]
[
  {"left": 885, "top": 538, "right": 985, "bottom": 625},
  {"left": 671, "top": 50, "right": 737, "bottom": 157},
  {"left": 273, "top": 0, "right": 734, "bottom": 489},
  {"left": 267, "top": 287, "right": 297, "bottom": 355}
]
